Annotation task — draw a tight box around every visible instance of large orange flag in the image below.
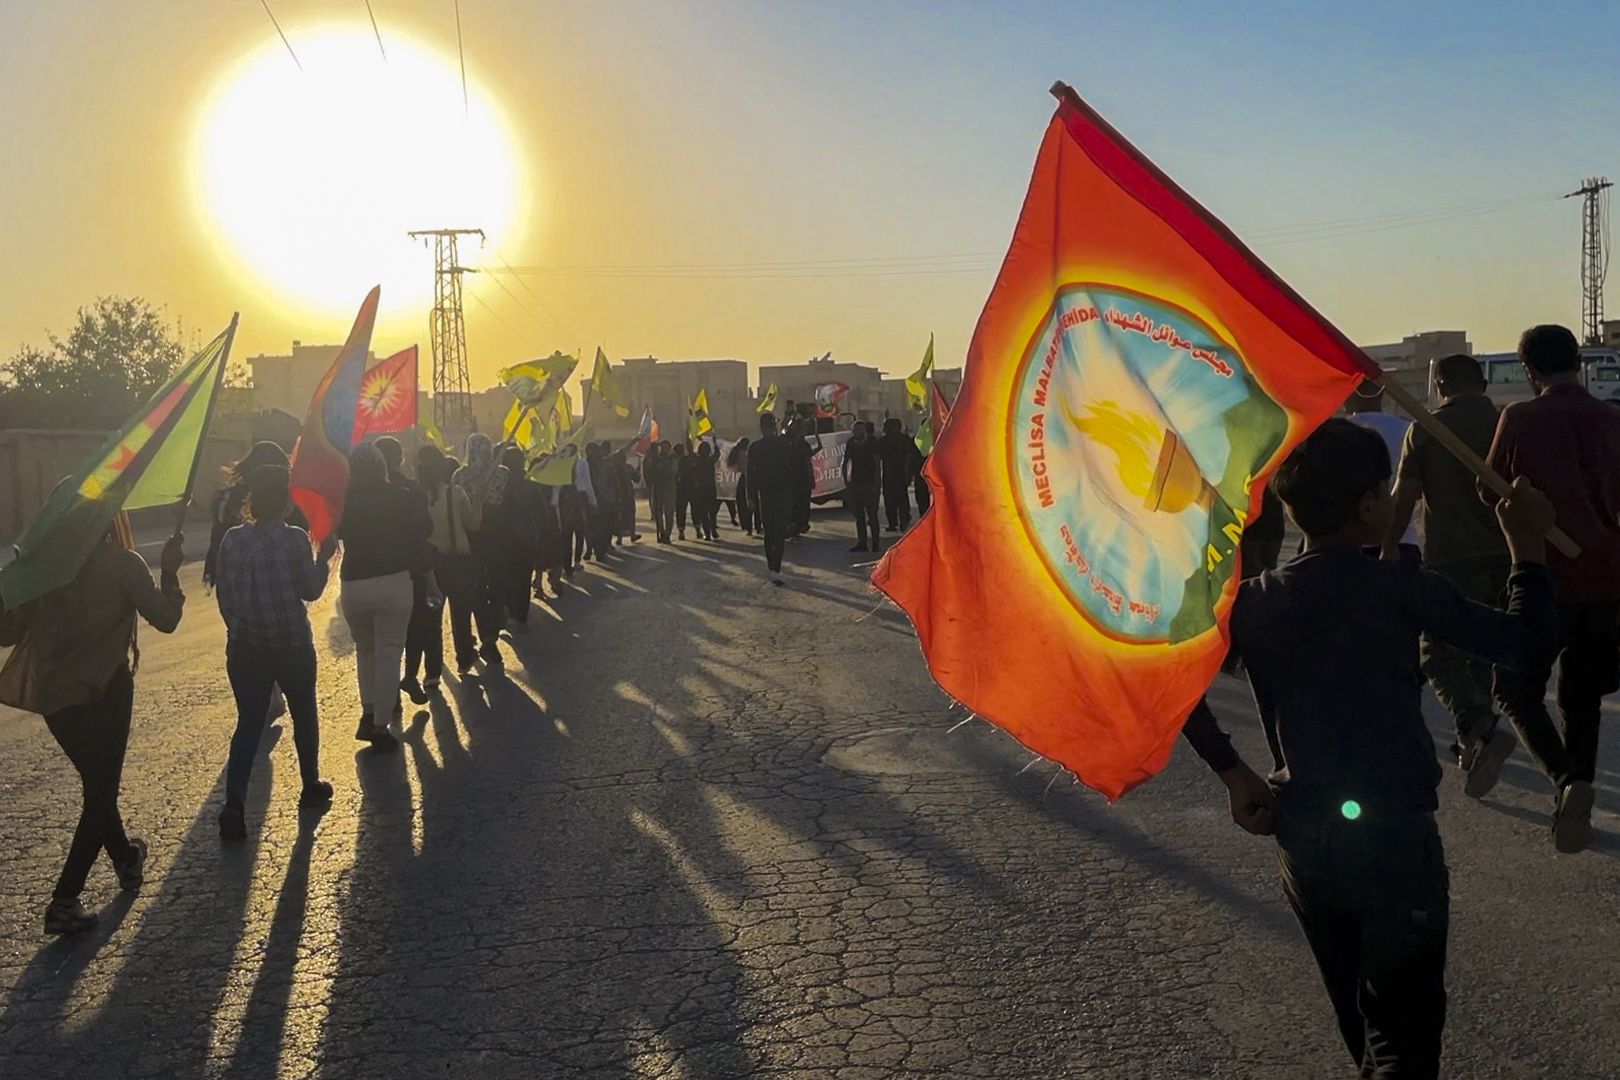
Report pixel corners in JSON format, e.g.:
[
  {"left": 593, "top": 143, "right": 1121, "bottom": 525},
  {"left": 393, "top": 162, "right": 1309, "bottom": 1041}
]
[{"left": 873, "top": 85, "right": 1372, "bottom": 799}]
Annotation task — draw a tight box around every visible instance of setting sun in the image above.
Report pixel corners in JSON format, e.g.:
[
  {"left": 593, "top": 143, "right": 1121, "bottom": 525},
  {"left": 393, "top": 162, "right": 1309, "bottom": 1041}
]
[{"left": 189, "top": 25, "right": 526, "bottom": 322}]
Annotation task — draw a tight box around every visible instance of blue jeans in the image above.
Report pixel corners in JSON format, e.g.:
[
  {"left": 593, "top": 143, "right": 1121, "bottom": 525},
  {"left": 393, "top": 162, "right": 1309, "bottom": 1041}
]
[{"left": 225, "top": 641, "right": 321, "bottom": 805}]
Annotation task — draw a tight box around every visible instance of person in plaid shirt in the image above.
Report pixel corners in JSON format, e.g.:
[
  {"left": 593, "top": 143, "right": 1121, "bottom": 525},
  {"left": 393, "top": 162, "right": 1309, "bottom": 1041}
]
[{"left": 214, "top": 464, "right": 338, "bottom": 841}]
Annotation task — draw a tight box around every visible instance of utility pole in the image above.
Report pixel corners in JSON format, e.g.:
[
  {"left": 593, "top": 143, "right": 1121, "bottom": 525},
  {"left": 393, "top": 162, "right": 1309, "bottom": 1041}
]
[
  {"left": 1565, "top": 178, "right": 1612, "bottom": 346},
  {"left": 408, "top": 227, "right": 485, "bottom": 432}
]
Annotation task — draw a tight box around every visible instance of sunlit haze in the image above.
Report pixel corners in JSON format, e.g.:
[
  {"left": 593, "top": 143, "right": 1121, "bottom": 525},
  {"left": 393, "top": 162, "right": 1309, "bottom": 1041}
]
[
  {"left": 191, "top": 26, "right": 525, "bottom": 320},
  {"left": 2, "top": 1, "right": 1616, "bottom": 384}
]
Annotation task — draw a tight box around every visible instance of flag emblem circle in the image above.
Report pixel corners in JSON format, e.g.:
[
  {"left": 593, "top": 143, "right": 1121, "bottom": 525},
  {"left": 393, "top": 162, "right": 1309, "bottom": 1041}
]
[{"left": 1007, "top": 283, "right": 1288, "bottom": 644}]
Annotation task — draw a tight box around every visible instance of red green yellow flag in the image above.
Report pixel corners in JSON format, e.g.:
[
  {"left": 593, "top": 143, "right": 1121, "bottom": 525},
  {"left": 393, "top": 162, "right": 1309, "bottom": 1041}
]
[
  {"left": 1, "top": 317, "right": 237, "bottom": 608},
  {"left": 873, "top": 85, "right": 1371, "bottom": 799}
]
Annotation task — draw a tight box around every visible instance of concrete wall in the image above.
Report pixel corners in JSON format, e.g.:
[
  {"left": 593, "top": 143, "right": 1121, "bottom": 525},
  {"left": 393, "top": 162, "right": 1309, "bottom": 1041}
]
[{"left": 0, "top": 428, "right": 253, "bottom": 543}]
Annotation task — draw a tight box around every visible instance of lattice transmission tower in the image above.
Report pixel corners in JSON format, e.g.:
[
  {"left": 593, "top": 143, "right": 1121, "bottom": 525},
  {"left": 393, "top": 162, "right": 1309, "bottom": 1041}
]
[
  {"left": 1565, "top": 178, "right": 1612, "bottom": 346},
  {"left": 408, "top": 227, "right": 484, "bottom": 432}
]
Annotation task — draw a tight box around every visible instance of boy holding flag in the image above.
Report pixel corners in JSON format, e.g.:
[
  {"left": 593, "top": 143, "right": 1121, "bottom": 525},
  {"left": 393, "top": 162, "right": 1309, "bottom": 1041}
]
[{"left": 1182, "top": 420, "right": 1559, "bottom": 1076}]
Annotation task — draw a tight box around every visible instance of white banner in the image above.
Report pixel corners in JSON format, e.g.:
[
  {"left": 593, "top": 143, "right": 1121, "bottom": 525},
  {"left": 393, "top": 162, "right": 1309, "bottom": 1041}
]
[{"left": 711, "top": 430, "right": 854, "bottom": 502}]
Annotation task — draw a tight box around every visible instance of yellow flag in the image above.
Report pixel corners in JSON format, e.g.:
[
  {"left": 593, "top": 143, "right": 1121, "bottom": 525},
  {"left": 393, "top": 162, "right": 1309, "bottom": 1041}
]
[
  {"left": 588, "top": 347, "right": 630, "bottom": 417},
  {"left": 420, "top": 421, "right": 449, "bottom": 450},
  {"left": 905, "top": 333, "right": 934, "bottom": 412},
  {"left": 502, "top": 398, "right": 528, "bottom": 441},
  {"left": 757, "top": 382, "right": 778, "bottom": 414},
  {"left": 688, "top": 388, "right": 712, "bottom": 439},
  {"left": 526, "top": 423, "right": 593, "bottom": 485},
  {"left": 555, "top": 386, "right": 575, "bottom": 433},
  {"left": 500, "top": 352, "right": 577, "bottom": 405}
]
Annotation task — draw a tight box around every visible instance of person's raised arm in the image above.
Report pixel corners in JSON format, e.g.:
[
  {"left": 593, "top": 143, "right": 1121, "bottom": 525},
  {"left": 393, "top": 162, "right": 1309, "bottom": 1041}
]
[{"left": 128, "top": 536, "right": 186, "bottom": 634}]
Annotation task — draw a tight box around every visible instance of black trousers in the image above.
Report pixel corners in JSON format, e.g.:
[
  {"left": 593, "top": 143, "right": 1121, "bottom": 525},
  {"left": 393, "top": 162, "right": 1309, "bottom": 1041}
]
[
  {"left": 45, "top": 668, "right": 137, "bottom": 900},
  {"left": 793, "top": 483, "right": 811, "bottom": 534},
  {"left": 695, "top": 493, "right": 719, "bottom": 538},
  {"left": 914, "top": 472, "right": 931, "bottom": 516},
  {"left": 495, "top": 539, "right": 533, "bottom": 623},
  {"left": 225, "top": 641, "right": 320, "bottom": 806},
  {"left": 849, "top": 483, "right": 880, "bottom": 548},
  {"left": 1497, "top": 601, "right": 1619, "bottom": 788},
  {"left": 758, "top": 499, "right": 791, "bottom": 572},
  {"left": 652, "top": 488, "right": 676, "bottom": 540},
  {"left": 882, "top": 479, "right": 911, "bottom": 529},
  {"left": 676, "top": 490, "right": 693, "bottom": 535},
  {"left": 737, "top": 487, "right": 755, "bottom": 533},
  {"left": 439, "top": 555, "right": 498, "bottom": 667},
  {"left": 405, "top": 572, "right": 444, "bottom": 682},
  {"left": 1277, "top": 809, "right": 1449, "bottom": 1079}
]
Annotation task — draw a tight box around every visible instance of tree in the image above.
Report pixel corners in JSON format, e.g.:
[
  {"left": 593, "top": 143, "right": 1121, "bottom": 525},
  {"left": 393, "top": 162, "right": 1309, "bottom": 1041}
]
[{"left": 0, "top": 296, "right": 186, "bottom": 429}]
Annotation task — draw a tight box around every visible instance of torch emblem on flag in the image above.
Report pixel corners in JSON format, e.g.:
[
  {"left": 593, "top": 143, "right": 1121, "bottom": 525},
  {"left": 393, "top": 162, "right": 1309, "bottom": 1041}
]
[{"left": 1010, "top": 285, "right": 1287, "bottom": 643}]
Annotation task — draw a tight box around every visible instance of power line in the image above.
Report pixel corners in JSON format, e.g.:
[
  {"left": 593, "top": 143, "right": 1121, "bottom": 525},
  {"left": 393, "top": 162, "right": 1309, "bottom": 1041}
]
[
  {"left": 365, "top": 0, "right": 387, "bottom": 62},
  {"left": 259, "top": 0, "right": 301, "bottom": 70},
  {"left": 475, "top": 261, "right": 581, "bottom": 342},
  {"left": 453, "top": 0, "right": 469, "bottom": 116}
]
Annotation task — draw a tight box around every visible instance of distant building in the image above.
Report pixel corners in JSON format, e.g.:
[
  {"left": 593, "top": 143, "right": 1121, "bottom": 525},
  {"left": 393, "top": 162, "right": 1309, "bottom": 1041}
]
[
  {"left": 1603, "top": 319, "right": 1620, "bottom": 351},
  {"left": 592, "top": 357, "right": 751, "bottom": 441},
  {"left": 1356, "top": 330, "right": 1471, "bottom": 418},
  {"left": 247, "top": 341, "right": 377, "bottom": 419},
  {"left": 876, "top": 368, "right": 964, "bottom": 429},
  {"left": 755, "top": 355, "right": 888, "bottom": 429}
]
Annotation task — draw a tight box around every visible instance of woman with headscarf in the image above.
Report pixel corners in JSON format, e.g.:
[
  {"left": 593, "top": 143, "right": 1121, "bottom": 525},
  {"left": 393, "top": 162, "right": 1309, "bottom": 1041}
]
[
  {"left": 338, "top": 443, "right": 431, "bottom": 745},
  {"left": 453, "top": 433, "right": 510, "bottom": 667},
  {"left": 0, "top": 515, "right": 186, "bottom": 934}
]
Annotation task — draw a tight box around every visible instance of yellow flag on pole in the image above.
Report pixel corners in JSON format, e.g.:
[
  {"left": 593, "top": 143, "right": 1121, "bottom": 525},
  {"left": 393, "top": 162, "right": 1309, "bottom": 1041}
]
[
  {"left": 688, "top": 388, "right": 712, "bottom": 439},
  {"left": 757, "top": 382, "right": 778, "bottom": 414},
  {"left": 588, "top": 348, "right": 630, "bottom": 417},
  {"left": 905, "top": 333, "right": 934, "bottom": 412}
]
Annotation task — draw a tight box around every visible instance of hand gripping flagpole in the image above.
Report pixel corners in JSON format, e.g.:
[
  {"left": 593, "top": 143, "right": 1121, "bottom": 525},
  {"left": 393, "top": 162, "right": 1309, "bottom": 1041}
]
[
  {"left": 173, "top": 312, "right": 240, "bottom": 541},
  {"left": 1375, "top": 373, "right": 1580, "bottom": 558}
]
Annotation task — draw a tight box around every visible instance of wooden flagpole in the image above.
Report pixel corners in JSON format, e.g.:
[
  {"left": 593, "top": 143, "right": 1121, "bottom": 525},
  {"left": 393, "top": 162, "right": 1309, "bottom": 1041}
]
[{"left": 1376, "top": 373, "right": 1580, "bottom": 558}]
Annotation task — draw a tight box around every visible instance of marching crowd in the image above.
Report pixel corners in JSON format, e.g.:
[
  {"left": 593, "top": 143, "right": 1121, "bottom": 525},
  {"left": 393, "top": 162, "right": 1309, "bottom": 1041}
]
[
  {"left": 1, "top": 401, "right": 932, "bottom": 934},
  {"left": 5, "top": 316, "right": 1614, "bottom": 1080}
]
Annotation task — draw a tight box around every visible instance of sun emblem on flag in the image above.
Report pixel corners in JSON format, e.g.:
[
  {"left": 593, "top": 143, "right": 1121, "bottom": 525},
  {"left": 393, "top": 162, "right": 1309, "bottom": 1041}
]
[
  {"left": 1008, "top": 283, "right": 1289, "bottom": 644},
  {"left": 358, "top": 366, "right": 403, "bottom": 420}
]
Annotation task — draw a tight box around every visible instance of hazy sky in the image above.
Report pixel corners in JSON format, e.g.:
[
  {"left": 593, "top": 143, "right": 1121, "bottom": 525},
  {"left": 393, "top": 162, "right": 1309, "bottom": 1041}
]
[{"left": 2, "top": 1, "right": 1616, "bottom": 390}]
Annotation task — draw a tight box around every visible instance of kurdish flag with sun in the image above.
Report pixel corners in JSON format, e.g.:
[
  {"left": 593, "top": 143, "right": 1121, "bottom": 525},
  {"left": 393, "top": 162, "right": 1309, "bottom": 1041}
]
[
  {"left": 873, "top": 84, "right": 1371, "bottom": 799},
  {"left": 1, "top": 317, "right": 238, "bottom": 609},
  {"left": 353, "top": 346, "right": 418, "bottom": 440}
]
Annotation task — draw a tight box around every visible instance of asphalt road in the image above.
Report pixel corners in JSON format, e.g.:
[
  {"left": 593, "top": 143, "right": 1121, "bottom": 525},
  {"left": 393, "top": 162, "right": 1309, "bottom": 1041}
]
[{"left": 0, "top": 508, "right": 1616, "bottom": 1079}]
